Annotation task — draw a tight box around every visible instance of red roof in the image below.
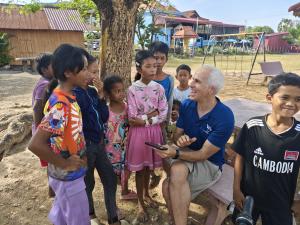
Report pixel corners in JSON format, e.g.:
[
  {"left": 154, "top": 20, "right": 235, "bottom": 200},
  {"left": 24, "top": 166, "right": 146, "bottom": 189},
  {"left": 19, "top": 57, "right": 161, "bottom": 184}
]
[
  {"left": 0, "top": 7, "right": 87, "bottom": 31},
  {"left": 173, "top": 26, "right": 198, "bottom": 38},
  {"left": 264, "top": 32, "right": 289, "bottom": 37}
]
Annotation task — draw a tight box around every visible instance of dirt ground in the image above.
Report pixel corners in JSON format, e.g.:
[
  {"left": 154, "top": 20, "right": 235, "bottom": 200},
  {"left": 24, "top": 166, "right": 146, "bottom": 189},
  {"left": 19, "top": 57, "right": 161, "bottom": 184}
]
[{"left": 0, "top": 68, "right": 294, "bottom": 225}]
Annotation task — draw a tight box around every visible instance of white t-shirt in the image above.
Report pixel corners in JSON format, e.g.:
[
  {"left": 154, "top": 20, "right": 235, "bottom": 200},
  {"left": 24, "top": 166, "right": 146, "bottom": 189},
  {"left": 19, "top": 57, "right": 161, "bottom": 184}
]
[{"left": 173, "top": 87, "right": 191, "bottom": 102}]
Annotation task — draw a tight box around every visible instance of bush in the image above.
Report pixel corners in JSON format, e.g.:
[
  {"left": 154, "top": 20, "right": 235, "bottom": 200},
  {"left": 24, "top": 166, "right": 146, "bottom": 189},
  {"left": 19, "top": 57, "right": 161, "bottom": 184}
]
[{"left": 0, "top": 33, "right": 12, "bottom": 66}]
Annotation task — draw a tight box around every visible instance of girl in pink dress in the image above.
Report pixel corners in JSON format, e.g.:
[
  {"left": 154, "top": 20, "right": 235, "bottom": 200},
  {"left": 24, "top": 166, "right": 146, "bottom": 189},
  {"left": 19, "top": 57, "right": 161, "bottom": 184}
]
[
  {"left": 127, "top": 50, "right": 168, "bottom": 221},
  {"left": 104, "top": 75, "right": 137, "bottom": 201}
]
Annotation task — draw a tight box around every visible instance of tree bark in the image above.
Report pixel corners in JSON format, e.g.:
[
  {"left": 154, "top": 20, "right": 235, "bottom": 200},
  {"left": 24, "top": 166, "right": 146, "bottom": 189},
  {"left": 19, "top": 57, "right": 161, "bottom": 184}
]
[{"left": 93, "top": 0, "right": 141, "bottom": 87}]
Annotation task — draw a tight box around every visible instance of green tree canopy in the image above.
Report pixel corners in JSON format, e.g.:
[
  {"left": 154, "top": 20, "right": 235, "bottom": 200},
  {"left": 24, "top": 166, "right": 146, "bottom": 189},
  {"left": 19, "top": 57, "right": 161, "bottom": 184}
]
[
  {"left": 278, "top": 18, "right": 294, "bottom": 32},
  {"left": 246, "top": 26, "right": 274, "bottom": 34}
]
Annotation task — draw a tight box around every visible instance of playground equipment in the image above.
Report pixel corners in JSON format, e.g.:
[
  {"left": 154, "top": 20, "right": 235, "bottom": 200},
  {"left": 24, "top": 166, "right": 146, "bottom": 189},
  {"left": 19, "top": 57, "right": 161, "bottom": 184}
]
[{"left": 202, "top": 32, "right": 267, "bottom": 85}]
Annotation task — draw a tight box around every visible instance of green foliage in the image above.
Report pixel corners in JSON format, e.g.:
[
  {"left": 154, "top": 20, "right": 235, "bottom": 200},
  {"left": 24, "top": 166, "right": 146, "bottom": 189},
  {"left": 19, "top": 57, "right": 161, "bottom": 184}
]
[
  {"left": 0, "top": 33, "right": 12, "bottom": 66},
  {"left": 20, "top": 0, "right": 41, "bottom": 14},
  {"left": 57, "top": 0, "right": 99, "bottom": 23},
  {"left": 277, "top": 18, "right": 300, "bottom": 45},
  {"left": 135, "top": 0, "right": 170, "bottom": 49},
  {"left": 278, "top": 18, "right": 294, "bottom": 32},
  {"left": 246, "top": 26, "right": 274, "bottom": 34}
]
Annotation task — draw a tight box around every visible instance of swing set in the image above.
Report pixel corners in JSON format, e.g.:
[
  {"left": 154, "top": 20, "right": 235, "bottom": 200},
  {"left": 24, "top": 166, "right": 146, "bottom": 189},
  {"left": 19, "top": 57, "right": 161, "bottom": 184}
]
[{"left": 201, "top": 32, "right": 268, "bottom": 85}]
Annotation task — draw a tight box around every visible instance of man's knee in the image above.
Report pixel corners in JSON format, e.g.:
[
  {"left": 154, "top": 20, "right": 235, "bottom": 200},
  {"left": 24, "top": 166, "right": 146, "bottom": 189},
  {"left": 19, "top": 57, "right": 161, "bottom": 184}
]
[{"left": 169, "top": 162, "right": 189, "bottom": 186}]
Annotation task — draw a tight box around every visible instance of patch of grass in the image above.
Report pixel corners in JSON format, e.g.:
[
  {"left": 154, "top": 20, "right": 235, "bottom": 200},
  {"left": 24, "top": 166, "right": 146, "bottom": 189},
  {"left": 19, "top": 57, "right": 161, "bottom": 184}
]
[{"left": 166, "top": 54, "right": 300, "bottom": 74}]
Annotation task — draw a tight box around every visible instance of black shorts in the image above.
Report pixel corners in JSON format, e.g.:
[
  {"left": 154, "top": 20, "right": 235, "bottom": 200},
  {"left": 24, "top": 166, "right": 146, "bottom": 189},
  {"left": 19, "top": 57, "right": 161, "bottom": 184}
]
[{"left": 232, "top": 207, "right": 293, "bottom": 225}]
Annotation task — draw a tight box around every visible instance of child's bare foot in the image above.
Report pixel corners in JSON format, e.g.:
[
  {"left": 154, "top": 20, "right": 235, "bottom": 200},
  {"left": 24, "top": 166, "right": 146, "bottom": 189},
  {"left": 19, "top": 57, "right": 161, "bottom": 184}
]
[
  {"left": 144, "top": 195, "right": 159, "bottom": 208},
  {"left": 120, "top": 189, "right": 137, "bottom": 200},
  {"left": 149, "top": 174, "right": 161, "bottom": 189}
]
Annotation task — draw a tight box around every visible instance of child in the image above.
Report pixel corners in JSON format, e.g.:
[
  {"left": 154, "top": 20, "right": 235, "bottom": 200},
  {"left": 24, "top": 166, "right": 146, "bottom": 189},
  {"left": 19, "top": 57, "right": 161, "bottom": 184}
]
[
  {"left": 173, "top": 64, "right": 192, "bottom": 102},
  {"left": 127, "top": 50, "right": 168, "bottom": 222},
  {"left": 28, "top": 44, "right": 90, "bottom": 225},
  {"left": 149, "top": 41, "right": 174, "bottom": 188},
  {"left": 166, "top": 99, "right": 181, "bottom": 142},
  {"left": 149, "top": 41, "right": 174, "bottom": 121},
  {"left": 73, "top": 51, "right": 126, "bottom": 225},
  {"left": 32, "top": 53, "right": 53, "bottom": 167},
  {"left": 103, "top": 75, "right": 137, "bottom": 201},
  {"left": 232, "top": 73, "right": 300, "bottom": 225}
]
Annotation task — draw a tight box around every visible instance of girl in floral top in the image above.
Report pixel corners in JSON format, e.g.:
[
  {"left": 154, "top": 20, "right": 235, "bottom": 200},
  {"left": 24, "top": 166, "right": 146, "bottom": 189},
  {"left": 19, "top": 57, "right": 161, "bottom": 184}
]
[
  {"left": 104, "top": 75, "right": 137, "bottom": 201},
  {"left": 126, "top": 50, "right": 168, "bottom": 222}
]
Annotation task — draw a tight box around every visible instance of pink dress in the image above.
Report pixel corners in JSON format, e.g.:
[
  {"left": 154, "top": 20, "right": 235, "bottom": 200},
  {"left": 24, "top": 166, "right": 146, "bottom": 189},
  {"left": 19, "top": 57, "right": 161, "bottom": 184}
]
[{"left": 126, "top": 80, "right": 168, "bottom": 172}]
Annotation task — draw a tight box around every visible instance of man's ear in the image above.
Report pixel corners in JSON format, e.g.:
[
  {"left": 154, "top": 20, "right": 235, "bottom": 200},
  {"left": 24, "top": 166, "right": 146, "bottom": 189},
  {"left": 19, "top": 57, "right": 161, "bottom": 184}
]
[{"left": 209, "top": 86, "right": 216, "bottom": 96}]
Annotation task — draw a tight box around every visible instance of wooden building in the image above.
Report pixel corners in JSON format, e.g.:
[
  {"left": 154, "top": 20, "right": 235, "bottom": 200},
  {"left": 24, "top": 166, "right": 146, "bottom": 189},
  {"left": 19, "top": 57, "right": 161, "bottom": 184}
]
[{"left": 0, "top": 6, "right": 88, "bottom": 65}]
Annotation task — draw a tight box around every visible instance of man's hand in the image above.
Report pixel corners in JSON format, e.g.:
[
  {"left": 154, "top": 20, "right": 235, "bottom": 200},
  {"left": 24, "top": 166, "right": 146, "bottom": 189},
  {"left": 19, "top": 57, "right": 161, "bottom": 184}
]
[
  {"left": 233, "top": 187, "right": 245, "bottom": 211},
  {"left": 62, "top": 155, "right": 86, "bottom": 171},
  {"left": 176, "top": 134, "right": 197, "bottom": 147},
  {"left": 154, "top": 144, "right": 177, "bottom": 159}
]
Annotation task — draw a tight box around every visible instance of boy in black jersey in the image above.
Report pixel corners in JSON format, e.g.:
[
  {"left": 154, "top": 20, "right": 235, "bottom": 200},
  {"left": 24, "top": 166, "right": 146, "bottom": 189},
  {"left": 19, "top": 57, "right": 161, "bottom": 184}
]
[{"left": 232, "top": 73, "right": 300, "bottom": 225}]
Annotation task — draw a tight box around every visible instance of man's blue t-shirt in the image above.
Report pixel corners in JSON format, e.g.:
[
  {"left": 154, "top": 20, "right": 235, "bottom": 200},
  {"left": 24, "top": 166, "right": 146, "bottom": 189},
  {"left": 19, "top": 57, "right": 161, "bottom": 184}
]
[{"left": 176, "top": 98, "right": 234, "bottom": 168}]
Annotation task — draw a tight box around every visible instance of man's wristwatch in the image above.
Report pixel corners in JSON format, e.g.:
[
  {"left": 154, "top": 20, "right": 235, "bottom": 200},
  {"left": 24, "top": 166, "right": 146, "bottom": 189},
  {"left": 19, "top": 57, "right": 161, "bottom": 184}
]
[{"left": 173, "top": 147, "right": 180, "bottom": 159}]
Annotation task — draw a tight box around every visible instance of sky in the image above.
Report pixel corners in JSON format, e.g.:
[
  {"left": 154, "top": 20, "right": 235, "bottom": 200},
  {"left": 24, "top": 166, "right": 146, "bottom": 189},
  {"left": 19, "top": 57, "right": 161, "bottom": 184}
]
[
  {"left": 171, "top": 0, "right": 299, "bottom": 31},
  {"left": 1, "top": 0, "right": 299, "bottom": 31}
]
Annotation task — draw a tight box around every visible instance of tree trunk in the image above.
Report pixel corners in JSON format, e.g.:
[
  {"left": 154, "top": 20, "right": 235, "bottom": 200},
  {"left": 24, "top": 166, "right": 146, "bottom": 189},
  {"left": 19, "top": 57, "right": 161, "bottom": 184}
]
[{"left": 94, "top": 0, "right": 141, "bottom": 87}]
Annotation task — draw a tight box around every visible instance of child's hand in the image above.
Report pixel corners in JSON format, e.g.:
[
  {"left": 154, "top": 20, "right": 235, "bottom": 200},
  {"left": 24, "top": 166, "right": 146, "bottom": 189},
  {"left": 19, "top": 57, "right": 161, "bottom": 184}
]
[
  {"left": 147, "top": 109, "right": 159, "bottom": 119},
  {"left": 233, "top": 188, "right": 245, "bottom": 211},
  {"left": 171, "top": 110, "right": 179, "bottom": 122},
  {"left": 63, "top": 155, "right": 86, "bottom": 171},
  {"left": 129, "top": 118, "right": 145, "bottom": 126},
  {"left": 93, "top": 76, "right": 104, "bottom": 98},
  {"left": 176, "top": 134, "right": 197, "bottom": 147},
  {"left": 292, "top": 199, "right": 300, "bottom": 216}
]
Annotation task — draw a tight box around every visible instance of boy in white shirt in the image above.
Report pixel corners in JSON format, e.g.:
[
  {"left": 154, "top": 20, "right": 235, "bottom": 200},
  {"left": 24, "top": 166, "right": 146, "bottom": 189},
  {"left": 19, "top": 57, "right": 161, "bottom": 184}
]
[{"left": 173, "top": 64, "right": 192, "bottom": 102}]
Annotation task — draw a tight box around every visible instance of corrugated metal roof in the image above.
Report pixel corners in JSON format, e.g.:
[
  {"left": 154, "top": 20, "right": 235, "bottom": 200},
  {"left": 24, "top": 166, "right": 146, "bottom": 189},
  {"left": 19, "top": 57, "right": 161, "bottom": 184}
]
[
  {"left": 0, "top": 7, "right": 50, "bottom": 30},
  {"left": 0, "top": 7, "right": 87, "bottom": 31},
  {"left": 44, "top": 8, "right": 87, "bottom": 31}
]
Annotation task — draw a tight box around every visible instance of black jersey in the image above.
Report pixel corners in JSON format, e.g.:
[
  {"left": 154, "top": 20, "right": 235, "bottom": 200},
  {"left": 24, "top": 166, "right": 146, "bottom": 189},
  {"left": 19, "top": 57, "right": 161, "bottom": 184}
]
[{"left": 232, "top": 115, "right": 300, "bottom": 211}]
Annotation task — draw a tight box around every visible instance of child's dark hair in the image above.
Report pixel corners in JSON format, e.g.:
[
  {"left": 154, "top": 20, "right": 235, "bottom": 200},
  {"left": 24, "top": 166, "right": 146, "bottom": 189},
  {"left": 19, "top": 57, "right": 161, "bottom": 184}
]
[
  {"left": 80, "top": 48, "right": 97, "bottom": 65},
  {"left": 172, "top": 99, "right": 181, "bottom": 109},
  {"left": 268, "top": 73, "right": 300, "bottom": 96},
  {"left": 176, "top": 64, "right": 191, "bottom": 74},
  {"left": 52, "top": 44, "right": 85, "bottom": 82},
  {"left": 36, "top": 53, "right": 52, "bottom": 76},
  {"left": 103, "top": 75, "right": 123, "bottom": 95},
  {"left": 134, "top": 50, "right": 155, "bottom": 81},
  {"left": 149, "top": 41, "right": 169, "bottom": 59}
]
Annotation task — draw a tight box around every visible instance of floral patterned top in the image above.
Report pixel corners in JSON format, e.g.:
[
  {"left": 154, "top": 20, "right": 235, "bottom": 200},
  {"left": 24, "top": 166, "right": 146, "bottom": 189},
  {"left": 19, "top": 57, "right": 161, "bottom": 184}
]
[{"left": 127, "top": 80, "right": 168, "bottom": 124}]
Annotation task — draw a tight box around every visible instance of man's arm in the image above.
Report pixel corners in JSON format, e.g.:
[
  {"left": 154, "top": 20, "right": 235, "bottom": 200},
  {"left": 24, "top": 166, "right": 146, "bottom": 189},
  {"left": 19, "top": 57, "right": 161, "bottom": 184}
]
[{"left": 156, "top": 138, "right": 219, "bottom": 162}]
